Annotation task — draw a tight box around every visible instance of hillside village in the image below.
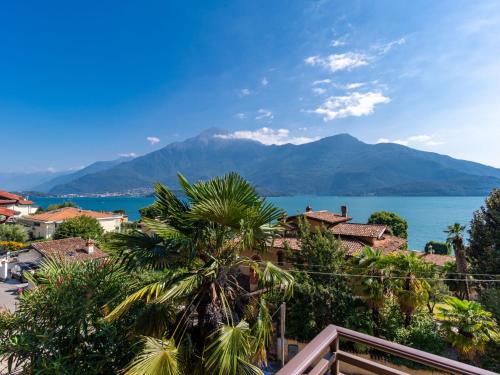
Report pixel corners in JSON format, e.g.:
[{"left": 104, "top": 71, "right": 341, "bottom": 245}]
[{"left": 2, "top": 182, "right": 499, "bottom": 375}]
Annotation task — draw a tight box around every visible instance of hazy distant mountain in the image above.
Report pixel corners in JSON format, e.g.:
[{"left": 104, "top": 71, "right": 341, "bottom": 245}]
[
  {"left": 49, "top": 129, "right": 500, "bottom": 196},
  {"left": 0, "top": 171, "right": 70, "bottom": 192},
  {"left": 33, "top": 156, "right": 135, "bottom": 192}
]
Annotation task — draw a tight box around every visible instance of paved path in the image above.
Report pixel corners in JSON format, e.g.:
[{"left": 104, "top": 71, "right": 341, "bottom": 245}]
[{"left": 0, "top": 279, "right": 27, "bottom": 312}]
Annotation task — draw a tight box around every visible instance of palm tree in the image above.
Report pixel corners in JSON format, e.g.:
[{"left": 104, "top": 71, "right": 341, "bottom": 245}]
[
  {"left": 349, "top": 247, "right": 391, "bottom": 335},
  {"left": 106, "top": 173, "right": 294, "bottom": 375},
  {"left": 384, "top": 252, "right": 433, "bottom": 326},
  {"left": 436, "top": 297, "right": 500, "bottom": 360},
  {"left": 444, "top": 223, "right": 470, "bottom": 299}
]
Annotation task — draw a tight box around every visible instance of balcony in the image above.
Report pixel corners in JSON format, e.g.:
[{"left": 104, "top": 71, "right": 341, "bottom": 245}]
[{"left": 276, "top": 325, "right": 496, "bottom": 375}]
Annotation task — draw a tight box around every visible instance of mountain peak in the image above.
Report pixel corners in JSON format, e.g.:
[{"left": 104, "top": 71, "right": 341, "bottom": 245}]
[{"left": 196, "top": 128, "right": 228, "bottom": 139}]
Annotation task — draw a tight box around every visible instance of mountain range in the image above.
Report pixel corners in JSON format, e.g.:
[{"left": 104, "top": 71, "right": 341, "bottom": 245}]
[{"left": 20, "top": 129, "right": 500, "bottom": 196}]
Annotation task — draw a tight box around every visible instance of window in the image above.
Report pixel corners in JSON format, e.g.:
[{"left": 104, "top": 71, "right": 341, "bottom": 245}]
[{"left": 277, "top": 251, "right": 284, "bottom": 266}]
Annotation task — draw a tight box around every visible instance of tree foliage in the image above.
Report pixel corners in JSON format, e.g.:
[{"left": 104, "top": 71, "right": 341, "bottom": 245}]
[
  {"left": 0, "top": 224, "right": 28, "bottom": 243},
  {"left": 105, "top": 172, "right": 293, "bottom": 374},
  {"left": 424, "top": 241, "right": 451, "bottom": 255},
  {"left": 0, "top": 258, "right": 138, "bottom": 374},
  {"left": 285, "top": 222, "right": 367, "bottom": 342},
  {"left": 53, "top": 215, "right": 104, "bottom": 240},
  {"left": 367, "top": 211, "right": 408, "bottom": 239},
  {"left": 468, "top": 188, "right": 500, "bottom": 277},
  {"left": 139, "top": 203, "right": 162, "bottom": 220},
  {"left": 436, "top": 297, "right": 500, "bottom": 360}
]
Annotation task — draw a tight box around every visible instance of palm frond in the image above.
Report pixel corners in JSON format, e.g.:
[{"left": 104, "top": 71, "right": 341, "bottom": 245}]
[
  {"left": 205, "top": 320, "right": 263, "bottom": 375},
  {"left": 255, "top": 261, "right": 294, "bottom": 298},
  {"left": 105, "top": 230, "right": 168, "bottom": 270},
  {"left": 125, "top": 336, "right": 181, "bottom": 375},
  {"left": 106, "top": 281, "right": 170, "bottom": 321},
  {"left": 251, "top": 300, "right": 272, "bottom": 367}
]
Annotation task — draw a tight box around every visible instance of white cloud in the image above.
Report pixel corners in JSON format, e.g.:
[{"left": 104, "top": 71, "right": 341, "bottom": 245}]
[
  {"left": 313, "top": 79, "right": 332, "bottom": 85},
  {"left": 312, "top": 92, "right": 390, "bottom": 121},
  {"left": 118, "top": 152, "right": 137, "bottom": 157},
  {"left": 147, "top": 136, "right": 160, "bottom": 145},
  {"left": 305, "top": 52, "right": 368, "bottom": 73},
  {"left": 312, "top": 87, "right": 327, "bottom": 95},
  {"left": 331, "top": 39, "right": 346, "bottom": 47},
  {"left": 374, "top": 37, "right": 406, "bottom": 54},
  {"left": 235, "top": 112, "right": 247, "bottom": 119},
  {"left": 215, "top": 127, "right": 319, "bottom": 145},
  {"left": 261, "top": 77, "right": 269, "bottom": 86},
  {"left": 255, "top": 109, "right": 274, "bottom": 121},
  {"left": 377, "top": 135, "right": 444, "bottom": 147},
  {"left": 345, "top": 82, "right": 365, "bottom": 89},
  {"left": 407, "top": 135, "right": 432, "bottom": 143},
  {"left": 239, "top": 88, "right": 251, "bottom": 96}
]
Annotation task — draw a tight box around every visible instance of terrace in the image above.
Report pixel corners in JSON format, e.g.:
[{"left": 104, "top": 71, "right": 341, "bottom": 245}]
[{"left": 277, "top": 325, "right": 495, "bottom": 375}]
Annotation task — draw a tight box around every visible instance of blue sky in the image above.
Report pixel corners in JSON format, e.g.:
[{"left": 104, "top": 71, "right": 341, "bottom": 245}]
[{"left": 2, "top": 0, "right": 500, "bottom": 172}]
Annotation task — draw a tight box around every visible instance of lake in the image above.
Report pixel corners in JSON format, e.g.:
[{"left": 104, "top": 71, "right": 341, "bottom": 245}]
[{"left": 32, "top": 196, "right": 486, "bottom": 251}]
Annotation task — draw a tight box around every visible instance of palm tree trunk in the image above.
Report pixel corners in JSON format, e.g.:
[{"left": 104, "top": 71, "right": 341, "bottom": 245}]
[{"left": 455, "top": 242, "right": 470, "bottom": 300}]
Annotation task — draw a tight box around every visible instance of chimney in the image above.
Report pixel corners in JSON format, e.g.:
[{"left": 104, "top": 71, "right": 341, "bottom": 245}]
[
  {"left": 341, "top": 205, "right": 348, "bottom": 217},
  {"left": 85, "top": 239, "right": 95, "bottom": 254},
  {"left": 305, "top": 205, "right": 313, "bottom": 212}
]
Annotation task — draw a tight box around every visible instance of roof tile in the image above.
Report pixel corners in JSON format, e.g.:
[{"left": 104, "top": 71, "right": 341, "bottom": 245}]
[
  {"left": 31, "top": 237, "right": 106, "bottom": 261},
  {"left": 27, "top": 207, "right": 120, "bottom": 222}
]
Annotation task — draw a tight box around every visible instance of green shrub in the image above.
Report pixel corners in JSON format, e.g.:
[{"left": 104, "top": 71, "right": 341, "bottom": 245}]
[
  {"left": 53, "top": 216, "right": 104, "bottom": 240},
  {"left": 425, "top": 241, "right": 451, "bottom": 255},
  {"left": 368, "top": 211, "right": 408, "bottom": 239},
  {"left": 480, "top": 288, "right": 500, "bottom": 322},
  {"left": 0, "top": 258, "right": 139, "bottom": 374},
  {"left": 0, "top": 224, "right": 28, "bottom": 243}
]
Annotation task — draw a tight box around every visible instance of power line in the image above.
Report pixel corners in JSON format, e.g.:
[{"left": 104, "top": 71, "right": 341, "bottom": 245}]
[
  {"left": 250, "top": 261, "right": 500, "bottom": 283},
  {"left": 258, "top": 260, "right": 500, "bottom": 278}
]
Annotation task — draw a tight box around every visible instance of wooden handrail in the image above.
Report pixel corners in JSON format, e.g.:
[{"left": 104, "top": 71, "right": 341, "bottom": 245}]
[
  {"left": 276, "top": 325, "right": 338, "bottom": 375},
  {"left": 276, "top": 325, "right": 497, "bottom": 375}
]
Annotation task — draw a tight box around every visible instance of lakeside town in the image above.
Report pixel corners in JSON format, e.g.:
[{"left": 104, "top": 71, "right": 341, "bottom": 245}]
[
  {"left": 3, "top": 0, "right": 500, "bottom": 374},
  {"left": 1, "top": 179, "right": 499, "bottom": 374}
]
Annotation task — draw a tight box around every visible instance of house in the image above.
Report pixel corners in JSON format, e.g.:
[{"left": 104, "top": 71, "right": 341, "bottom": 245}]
[
  {"left": 30, "top": 237, "right": 106, "bottom": 262},
  {"left": 243, "top": 206, "right": 454, "bottom": 268},
  {"left": 1, "top": 238, "right": 106, "bottom": 280},
  {"left": 282, "top": 205, "right": 407, "bottom": 255},
  {"left": 17, "top": 207, "right": 126, "bottom": 239},
  {"left": 0, "top": 207, "right": 19, "bottom": 224},
  {"left": 0, "top": 190, "right": 35, "bottom": 218}
]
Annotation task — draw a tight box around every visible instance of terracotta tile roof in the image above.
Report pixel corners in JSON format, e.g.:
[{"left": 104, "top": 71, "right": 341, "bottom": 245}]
[
  {"left": 330, "top": 223, "right": 387, "bottom": 238},
  {"left": 271, "top": 237, "right": 301, "bottom": 251},
  {"left": 0, "top": 191, "right": 33, "bottom": 205},
  {"left": 0, "top": 199, "right": 18, "bottom": 205},
  {"left": 340, "top": 238, "right": 366, "bottom": 255},
  {"left": 384, "top": 249, "right": 455, "bottom": 267},
  {"left": 270, "top": 236, "right": 365, "bottom": 256},
  {"left": 0, "top": 207, "right": 18, "bottom": 216},
  {"left": 287, "top": 210, "right": 351, "bottom": 225},
  {"left": 419, "top": 253, "right": 455, "bottom": 267},
  {"left": 31, "top": 237, "right": 106, "bottom": 261},
  {"left": 372, "top": 235, "right": 407, "bottom": 254},
  {"left": 269, "top": 236, "right": 451, "bottom": 267},
  {"left": 27, "top": 207, "right": 120, "bottom": 222}
]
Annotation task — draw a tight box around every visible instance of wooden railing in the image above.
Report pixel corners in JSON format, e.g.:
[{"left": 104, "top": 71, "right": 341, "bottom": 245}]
[{"left": 276, "top": 325, "right": 497, "bottom": 375}]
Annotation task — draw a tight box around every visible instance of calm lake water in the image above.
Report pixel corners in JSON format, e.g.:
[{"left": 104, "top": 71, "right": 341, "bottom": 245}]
[{"left": 33, "top": 196, "right": 486, "bottom": 251}]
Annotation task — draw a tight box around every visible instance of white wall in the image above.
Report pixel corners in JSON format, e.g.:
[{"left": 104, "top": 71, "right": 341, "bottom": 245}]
[
  {"left": 19, "top": 216, "right": 123, "bottom": 239},
  {"left": 3, "top": 204, "right": 34, "bottom": 216},
  {"left": 97, "top": 217, "right": 122, "bottom": 232}
]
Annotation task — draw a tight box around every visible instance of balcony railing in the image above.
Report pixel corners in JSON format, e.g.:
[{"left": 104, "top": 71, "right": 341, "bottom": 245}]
[{"left": 276, "top": 325, "right": 496, "bottom": 375}]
